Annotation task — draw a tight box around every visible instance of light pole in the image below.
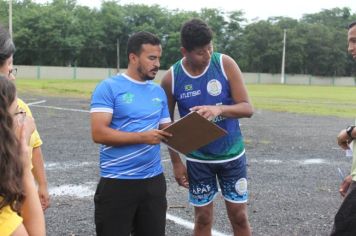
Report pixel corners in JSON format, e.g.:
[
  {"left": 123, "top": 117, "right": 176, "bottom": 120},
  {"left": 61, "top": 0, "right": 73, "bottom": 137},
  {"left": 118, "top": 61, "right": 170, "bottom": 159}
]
[
  {"left": 9, "top": 0, "right": 13, "bottom": 38},
  {"left": 280, "top": 29, "right": 286, "bottom": 84}
]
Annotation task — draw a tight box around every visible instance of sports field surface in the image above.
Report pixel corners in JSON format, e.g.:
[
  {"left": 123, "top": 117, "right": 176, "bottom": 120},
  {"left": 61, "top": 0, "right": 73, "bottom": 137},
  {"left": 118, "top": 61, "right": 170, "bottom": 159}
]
[{"left": 17, "top": 80, "right": 355, "bottom": 235}]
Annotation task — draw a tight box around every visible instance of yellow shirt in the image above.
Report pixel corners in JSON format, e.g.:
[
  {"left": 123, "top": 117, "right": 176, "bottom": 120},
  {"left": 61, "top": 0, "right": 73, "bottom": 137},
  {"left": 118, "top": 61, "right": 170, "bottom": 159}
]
[{"left": 0, "top": 203, "right": 23, "bottom": 236}]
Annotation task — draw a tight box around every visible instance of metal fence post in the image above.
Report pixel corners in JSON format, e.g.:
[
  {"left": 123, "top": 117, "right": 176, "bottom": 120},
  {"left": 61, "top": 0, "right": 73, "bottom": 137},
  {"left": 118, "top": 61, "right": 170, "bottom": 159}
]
[
  {"left": 73, "top": 66, "right": 77, "bottom": 80},
  {"left": 36, "top": 65, "right": 41, "bottom": 80}
]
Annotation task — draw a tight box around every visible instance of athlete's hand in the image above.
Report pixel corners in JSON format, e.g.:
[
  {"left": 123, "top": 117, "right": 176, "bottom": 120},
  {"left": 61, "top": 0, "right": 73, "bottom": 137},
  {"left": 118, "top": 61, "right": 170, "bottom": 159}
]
[
  {"left": 141, "top": 129, "right": 172, "bottom": 145},
  {"left": 339, "top": 175, "right": 352, "bottom": 197},
  {"left": 190, "top": 105, "right": 222, "bottom": 121},
  {"left": 337, "top": 129, "right": 352, "bottom": 150},
  {"left": 172, "top": 162, "right": 189, "bottom": 188}
]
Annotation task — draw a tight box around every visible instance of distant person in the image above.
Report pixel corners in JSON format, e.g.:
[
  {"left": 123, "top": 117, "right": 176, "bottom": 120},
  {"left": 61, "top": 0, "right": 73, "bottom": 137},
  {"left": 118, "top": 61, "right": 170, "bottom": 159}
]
[
  {"left": 331, "top": 21, "right": 356, "bottom": 236},
  {"left": 0, "top": 77, "right": 45, "bottom": 236},
  {"left": 90, "top": 31, "right": 172, "bottom": 236},
  {"left": 0, "top": 25, "right": 50, "bottom": 210},
  {"left": 161, "top": 19, "right": 253, "bottom": 236}
]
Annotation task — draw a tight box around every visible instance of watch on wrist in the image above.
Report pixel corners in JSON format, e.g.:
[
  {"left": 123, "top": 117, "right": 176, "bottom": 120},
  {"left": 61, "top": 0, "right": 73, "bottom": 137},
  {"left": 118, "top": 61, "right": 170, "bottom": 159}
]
[{"left": 346, "top": 125, "right": 356, "bottom": 140}]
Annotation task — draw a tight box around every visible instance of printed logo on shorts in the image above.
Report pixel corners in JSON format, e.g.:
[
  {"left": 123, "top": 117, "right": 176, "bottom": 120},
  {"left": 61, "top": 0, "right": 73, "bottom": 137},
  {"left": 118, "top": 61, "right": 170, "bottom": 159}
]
[
  {"left": 122, "top": 93, "right": 134, "bottom": 104},
  {"left": 192, "top": 184, "right": 212, "bottom": 195},
  {"left": 207, "top": 79, "right": 222, "bottom": 96},
  {"left": 235, "top": 178, "right": 247, "bottom": 195}
]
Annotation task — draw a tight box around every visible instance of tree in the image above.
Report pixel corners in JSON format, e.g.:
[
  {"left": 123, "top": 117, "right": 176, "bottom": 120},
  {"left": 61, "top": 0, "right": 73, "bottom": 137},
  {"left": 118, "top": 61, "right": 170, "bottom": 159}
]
[
  {"left": 1, "top": 0, "right": 354, "bottom": 76},
  {"left": 302, "top": 7, "right": 352, "bottom": 29},
  {"left": 240, "top": 21, "right": 283, "bottom": 73},
  {"left": 220, "top": 10, "right": 247, "bottom": 67}
]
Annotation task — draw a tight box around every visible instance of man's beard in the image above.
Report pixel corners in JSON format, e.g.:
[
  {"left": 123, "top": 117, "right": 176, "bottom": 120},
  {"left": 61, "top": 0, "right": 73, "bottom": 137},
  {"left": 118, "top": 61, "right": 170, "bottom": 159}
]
[{"left": 137, "top": 65, "right": 157, "bottom": 81}]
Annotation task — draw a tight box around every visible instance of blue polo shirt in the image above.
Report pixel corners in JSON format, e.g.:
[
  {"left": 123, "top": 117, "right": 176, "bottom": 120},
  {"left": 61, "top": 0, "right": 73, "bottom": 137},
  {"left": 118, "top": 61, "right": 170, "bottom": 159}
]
[{"left": 90, "top": 74, "right": 171, "bottom": 179}]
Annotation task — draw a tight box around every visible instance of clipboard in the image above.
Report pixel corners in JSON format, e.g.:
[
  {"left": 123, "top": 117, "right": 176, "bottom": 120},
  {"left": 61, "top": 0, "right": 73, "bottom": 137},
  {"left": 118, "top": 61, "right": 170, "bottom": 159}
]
[{"left": 162, "top": 111, "right": 227, "bottom": 155}]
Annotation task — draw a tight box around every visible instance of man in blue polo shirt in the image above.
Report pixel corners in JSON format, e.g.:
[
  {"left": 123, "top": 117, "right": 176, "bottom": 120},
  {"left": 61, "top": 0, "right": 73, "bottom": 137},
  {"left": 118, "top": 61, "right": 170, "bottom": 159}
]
[{"left": 90, "top": 31, "right": 172, "bottom": 236}]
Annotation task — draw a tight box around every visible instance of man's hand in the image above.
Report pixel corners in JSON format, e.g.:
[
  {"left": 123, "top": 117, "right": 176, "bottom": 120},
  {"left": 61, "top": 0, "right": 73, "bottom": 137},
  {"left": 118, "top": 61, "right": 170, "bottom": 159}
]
[
  {"left": 172, "top": 162, "right": 189, "bottom": 188},
  {"left": 190, "top": 105, "right": 222, "bottom": 121},
  {"left": 140, "top": 129, "right": 172, "bottom": 144},
  {"left": 339, "top": 175, "right": 352, "bottom": 197},
  {"left": 337, "top": 129, "right": 352, "bottom": 150}
]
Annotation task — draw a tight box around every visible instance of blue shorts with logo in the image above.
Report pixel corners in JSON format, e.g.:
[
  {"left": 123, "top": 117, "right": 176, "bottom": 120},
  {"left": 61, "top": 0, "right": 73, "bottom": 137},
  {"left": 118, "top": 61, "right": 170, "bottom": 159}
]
[{"left": 186, "top": 154, "right": 248, "bottom": 206}]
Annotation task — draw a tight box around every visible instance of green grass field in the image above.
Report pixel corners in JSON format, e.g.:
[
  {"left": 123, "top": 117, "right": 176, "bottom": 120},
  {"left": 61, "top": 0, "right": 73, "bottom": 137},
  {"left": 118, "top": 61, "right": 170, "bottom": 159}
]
[
  {"left": 15, "top": 79, "right": 356, "bottom": 118},
  {"left": 247, "top": 84, "right": 356, "bottom": 118},
  {"left": 15, "top": 79, "right": 100, "bottom": 98}
]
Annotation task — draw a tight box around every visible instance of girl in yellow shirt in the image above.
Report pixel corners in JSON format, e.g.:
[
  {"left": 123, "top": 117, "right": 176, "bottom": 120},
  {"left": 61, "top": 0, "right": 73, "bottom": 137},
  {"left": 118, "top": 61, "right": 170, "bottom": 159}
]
[{"left": 0, "top": 78, "right": 45, "bottom": 235}]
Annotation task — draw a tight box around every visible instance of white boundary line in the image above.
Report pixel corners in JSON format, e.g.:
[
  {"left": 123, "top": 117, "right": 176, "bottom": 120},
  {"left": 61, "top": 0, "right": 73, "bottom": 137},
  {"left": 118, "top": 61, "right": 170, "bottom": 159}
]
[
  {"left": 166, "top": 213, "right": 230, "bottom": 236},
  {"left": 30, "top": 104, "right": 89, "bottom": 113},
  {"left": 27, "top": 100, "right": 47, "bottom": 106},
  {"left": 27, "top": 100, "right": 89, "bottom": 113},
  {"left": 27, "top": 99, "right": 89, "bottom": 113}
]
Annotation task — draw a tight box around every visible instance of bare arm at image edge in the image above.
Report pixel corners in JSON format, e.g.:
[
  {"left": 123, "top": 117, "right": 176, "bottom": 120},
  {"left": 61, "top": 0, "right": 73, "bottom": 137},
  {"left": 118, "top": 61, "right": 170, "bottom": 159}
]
[
  {"left": 31, "top": 146, "right": 50, "bottom": 210},
  {"left": 160, "top": 70, "right": 189, "bottom": 188}
]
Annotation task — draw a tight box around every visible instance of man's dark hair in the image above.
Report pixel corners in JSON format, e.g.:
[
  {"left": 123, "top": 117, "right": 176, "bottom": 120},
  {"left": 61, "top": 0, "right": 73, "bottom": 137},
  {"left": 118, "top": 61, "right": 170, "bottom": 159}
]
[
  {"left": 348, "top": 21, "right": 356, "bottom": 30},
  {"left": 0, "top": 25, "right": 15, "bottom": 67},
  {"left": 127, "top": 31, "right": 161, "bottom": 60},
  {"left": 180, "top": 18, "right": 213, "bottom": 52}
]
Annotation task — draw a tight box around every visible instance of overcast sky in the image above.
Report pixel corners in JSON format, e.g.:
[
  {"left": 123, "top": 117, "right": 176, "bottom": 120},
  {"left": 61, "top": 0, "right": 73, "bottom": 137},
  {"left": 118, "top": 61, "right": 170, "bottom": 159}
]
[{"left": 34, "top": 0, "right": 355, "bottom": 21}]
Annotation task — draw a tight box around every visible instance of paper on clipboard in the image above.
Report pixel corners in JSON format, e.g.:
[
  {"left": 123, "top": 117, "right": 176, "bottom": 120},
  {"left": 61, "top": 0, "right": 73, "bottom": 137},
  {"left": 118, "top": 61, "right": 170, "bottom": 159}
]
[{"left": 162, "top": 111, "right": 227, "bottom": 155}]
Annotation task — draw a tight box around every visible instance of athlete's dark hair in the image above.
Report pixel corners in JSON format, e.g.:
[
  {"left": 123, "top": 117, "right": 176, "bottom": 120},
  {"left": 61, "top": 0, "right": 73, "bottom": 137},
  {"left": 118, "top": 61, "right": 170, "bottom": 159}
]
[
  {"left": 348, "top": 21, "right": 356, "bottom": 30},
  {"left": 0, "top": 77, "right": 24, "bottom": 214},
  {"left": 180, "top": 18, "right": 213, "bottom": 52},
  {"left": 0, "top": 25, "right": 16, "bottom": 67},
  {"left": 127, "top": 31, "right": 161, "bottom": 60}
]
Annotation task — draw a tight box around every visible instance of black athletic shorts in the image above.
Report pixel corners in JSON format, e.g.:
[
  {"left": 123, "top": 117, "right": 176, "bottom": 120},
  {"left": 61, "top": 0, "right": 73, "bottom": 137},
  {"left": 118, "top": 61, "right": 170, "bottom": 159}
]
[
  {"left": 331, "top": 181, "right": 356, "bottom": 236},
  {"left": 94, "top": 173, "right": 167, "bottom": 236}
]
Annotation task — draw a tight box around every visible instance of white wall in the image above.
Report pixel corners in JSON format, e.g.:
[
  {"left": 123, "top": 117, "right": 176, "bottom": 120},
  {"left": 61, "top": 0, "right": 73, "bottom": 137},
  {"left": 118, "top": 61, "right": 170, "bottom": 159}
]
[{"left": 15, "top": 65, "right": 356, "bottom": 86}]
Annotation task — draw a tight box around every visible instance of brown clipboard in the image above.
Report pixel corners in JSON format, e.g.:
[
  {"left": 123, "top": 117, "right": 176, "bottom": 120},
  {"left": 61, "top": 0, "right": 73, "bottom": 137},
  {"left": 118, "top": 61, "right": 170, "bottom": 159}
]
[{"left": 162, "top": 111, "right": 227, "bottom": 155}]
